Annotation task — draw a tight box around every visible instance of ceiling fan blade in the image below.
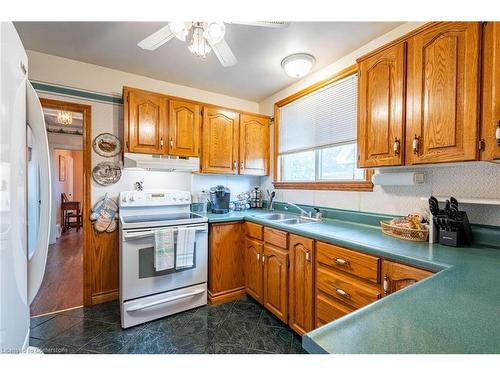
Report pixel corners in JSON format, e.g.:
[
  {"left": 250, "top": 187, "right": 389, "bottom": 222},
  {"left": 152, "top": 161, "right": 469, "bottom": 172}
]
[
  {"left": 137, "top": 25, "right": 175, "bottom": 50},
  {"left": 210, "top": 39, "right": 238, "bottom": 67},
  {"left": 228, "top": 21, "right": 290, "bottom": 28}
]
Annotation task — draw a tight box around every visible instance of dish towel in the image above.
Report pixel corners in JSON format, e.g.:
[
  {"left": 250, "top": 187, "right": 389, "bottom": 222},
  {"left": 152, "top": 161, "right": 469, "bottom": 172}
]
[
  {"left": 154, "top": 229, "right": 175, "bottom": 271},
  {"left": 176, "top": 227, "right": 196, "bottom": 269}
]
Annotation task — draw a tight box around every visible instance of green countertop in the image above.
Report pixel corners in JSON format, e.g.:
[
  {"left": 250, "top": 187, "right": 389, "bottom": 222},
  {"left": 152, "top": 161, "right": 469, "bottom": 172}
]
[{"left": 201, "top": 208, "right": 500, "bottom": 354}]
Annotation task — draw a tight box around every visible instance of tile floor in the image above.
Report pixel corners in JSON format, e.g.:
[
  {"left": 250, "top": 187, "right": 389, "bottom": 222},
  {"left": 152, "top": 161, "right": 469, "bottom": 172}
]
[{"left": 29, "top": 296, "right": 307, "bottom": 354}]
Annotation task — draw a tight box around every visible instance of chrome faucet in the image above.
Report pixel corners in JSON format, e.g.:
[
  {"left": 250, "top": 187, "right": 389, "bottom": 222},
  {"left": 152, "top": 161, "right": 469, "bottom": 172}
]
[{"left": 285, "top": 202, "right": 312, "bottom": 218}]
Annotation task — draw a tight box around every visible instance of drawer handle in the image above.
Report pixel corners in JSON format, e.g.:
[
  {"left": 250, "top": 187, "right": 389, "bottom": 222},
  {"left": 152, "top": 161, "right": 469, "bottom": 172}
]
[
  {"left": 335, "top": 288, "right": 350, "bottom": 299},
  {"left": 305, "top": 251, "right": 311, "bottom": 262},
  {"left": 334, "top": 258, "right": 350, "bottom": 266},
  {"left": 257, "top": 253, "right": 260, "bottom": 261}
]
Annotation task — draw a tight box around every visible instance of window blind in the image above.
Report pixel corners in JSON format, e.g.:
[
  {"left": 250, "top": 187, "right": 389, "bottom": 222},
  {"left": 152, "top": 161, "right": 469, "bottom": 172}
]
[{"left": 279, "top": 73, "right": 358, "bottom": 154}]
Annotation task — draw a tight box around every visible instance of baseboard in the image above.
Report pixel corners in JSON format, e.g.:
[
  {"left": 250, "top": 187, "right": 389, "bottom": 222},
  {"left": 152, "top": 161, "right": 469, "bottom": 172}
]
[
  {"left": 91, "top": 290, "right": 119, "bottom": 305},
  {"left": 208, "top": 287, "right": 246, "bottom": 305}
]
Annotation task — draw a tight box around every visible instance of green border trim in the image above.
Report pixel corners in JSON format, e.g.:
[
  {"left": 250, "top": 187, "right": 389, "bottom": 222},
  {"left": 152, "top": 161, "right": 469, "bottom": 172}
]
[{"left": 31, "top": 81, "right": 123, "bottom": 104}]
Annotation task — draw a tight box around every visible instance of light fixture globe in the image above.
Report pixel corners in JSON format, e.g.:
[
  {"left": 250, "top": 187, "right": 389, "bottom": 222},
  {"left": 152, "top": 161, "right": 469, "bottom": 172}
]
[
  {"left": 204, "top": 22, "right": 225, "bottom": 44},
  {"left": 281, "top": 53, "right": 316, "bottom": 78}
]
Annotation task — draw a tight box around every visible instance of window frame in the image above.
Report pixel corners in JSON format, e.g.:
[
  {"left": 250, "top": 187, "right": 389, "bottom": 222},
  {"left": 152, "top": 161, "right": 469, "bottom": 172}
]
[{"left": 273, "top": 64, "right": 373, "bottom": 191}]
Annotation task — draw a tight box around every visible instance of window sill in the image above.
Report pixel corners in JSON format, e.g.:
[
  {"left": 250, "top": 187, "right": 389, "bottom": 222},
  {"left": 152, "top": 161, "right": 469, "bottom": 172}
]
[{"left": 272, "top": 180, "right": 373, "bottom": 192}]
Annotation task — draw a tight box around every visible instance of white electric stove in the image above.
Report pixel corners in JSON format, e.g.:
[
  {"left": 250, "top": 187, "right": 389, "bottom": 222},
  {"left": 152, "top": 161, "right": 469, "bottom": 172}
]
[{"left": 119, "top": 189, "right": 208, "bottom": 328}]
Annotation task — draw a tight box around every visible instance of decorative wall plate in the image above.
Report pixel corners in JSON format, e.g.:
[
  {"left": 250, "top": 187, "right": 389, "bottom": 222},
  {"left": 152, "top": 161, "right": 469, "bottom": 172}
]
[
  {"left": 92, "top": 133, "right": 122, "bottom": 157},
  {"left": 92, "top": 161, "right": 122, "bottom": 186}
]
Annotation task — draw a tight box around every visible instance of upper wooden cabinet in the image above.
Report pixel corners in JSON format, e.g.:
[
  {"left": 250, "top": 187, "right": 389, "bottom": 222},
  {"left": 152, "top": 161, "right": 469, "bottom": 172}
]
[
  {"left": 124, "top": 87, "right": 167, "bottom": 155},
  {"left": 358, "top": 42, "right": 406, "bottom": 167},
  {"left": 239, "top": 114, "right": 270, "bottom": 175},
  {"left": 168, "top": 99, "right": 201, "bottom": 157},
  {"left": 406, "top": 22, "right": 481, "bottom": 164},
  {"left": 381, "top": 260, "right": 433, "bottom": 294},
  {"left": 481, "top": 22, "right": 500, "bottom": 161},
  {"left": 201, "top": 106, "right": 240, "bottom": 174},
  {"left": 288, "top": 235, "right": 314, "bottom": 335}
]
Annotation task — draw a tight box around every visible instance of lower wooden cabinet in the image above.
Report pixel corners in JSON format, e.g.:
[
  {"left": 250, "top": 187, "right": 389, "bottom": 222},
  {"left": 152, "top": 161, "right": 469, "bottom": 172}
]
[
  {"left": 245, "top": 237, "right": 264, "bottom": 303},
  {"left": 208, "top": 222, "right": 246, "bottom": 304},
  {"left": 263, "top": 245, "right": 289, "bottom": 324},
  {"left": 288, "top": 235, "right": 314, "bottom": 335},
  {"left": 316, "top": 291, "right": 354, "bottom": 328},
  {"left": 381, "top": 260, "right": 433, "bottom": 294}
]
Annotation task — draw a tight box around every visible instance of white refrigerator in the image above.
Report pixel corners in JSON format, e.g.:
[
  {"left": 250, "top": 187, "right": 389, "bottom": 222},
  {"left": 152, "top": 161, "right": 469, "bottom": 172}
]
[{"left": 0, "top": 22, "right": 51, "bottom": 352}]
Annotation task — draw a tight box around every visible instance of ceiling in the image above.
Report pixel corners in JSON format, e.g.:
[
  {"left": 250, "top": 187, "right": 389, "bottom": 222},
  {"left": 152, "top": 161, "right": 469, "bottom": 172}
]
[{"left": 15, "top": 22, "right": 402, "bottom": 102}]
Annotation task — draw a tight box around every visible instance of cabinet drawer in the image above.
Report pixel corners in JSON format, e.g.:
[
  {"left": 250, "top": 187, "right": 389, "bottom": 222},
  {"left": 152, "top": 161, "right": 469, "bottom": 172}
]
[
  {"left": 245, "top": 222, "right": 263, "bottom": 240},
  {"left": 317, "top": 266, "right": 381, "bottom": 309},
  {"left": 316, "top": 241, "right": 380, "bottom": 283},
  {"left": 264, "top": 227, "right": 288, "bottom": 249},
  {"left": 316, "top": 291, "right": 354, "bottom": 328}
]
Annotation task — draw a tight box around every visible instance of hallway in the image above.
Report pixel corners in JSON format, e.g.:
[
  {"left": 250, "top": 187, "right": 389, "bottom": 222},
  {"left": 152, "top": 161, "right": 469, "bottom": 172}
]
[{"left": 30, "top": 230, "right": 83, "bottom": 317}]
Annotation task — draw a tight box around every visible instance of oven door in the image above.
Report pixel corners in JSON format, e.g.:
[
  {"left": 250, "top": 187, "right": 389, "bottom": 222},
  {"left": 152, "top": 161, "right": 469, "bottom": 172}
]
[{"left": 120, "top": 223, "right": 208, "bottom": 302}]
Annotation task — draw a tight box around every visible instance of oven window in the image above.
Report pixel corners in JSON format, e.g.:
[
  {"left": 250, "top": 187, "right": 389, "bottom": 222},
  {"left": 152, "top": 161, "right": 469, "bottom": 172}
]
[{"left": 138, "top": 243, "right": 197, "bottom": 279}]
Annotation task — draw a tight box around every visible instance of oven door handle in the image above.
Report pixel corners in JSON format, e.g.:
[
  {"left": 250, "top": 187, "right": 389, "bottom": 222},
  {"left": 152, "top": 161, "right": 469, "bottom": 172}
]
[
  {"left": 125, "top": 288, "right": 206, "bottom": 312},
  {"left": 123, "top": 226, "right": 208, "bottom": 241}
]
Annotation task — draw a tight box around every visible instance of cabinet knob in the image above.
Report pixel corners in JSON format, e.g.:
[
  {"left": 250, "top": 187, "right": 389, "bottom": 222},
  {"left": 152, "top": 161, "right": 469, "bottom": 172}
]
[
  {"left": 412, "top": 135, "right": 419, "bottom": 155},
  {"left": 233, "top": 160, "right": 237, "bottom": 170},
  {"left": 160, "top": 137, "right": 163, "bottom": 149},
  {"left": 240, "top": 161, "right": 244, "bottom": 169},
  {"left": 261, "top": 254, "right": 266, "bottom": 263},
  {"left": 393, "top": 137, "right": 400, "bottom": 155},
  {"left": 305, "top": 251, "right": 311, "bottom": 262},
  {"left": 334, "top": 258, "right": 350, "bottom": 267},
  {"left": 383, "top": 275, "right": 390, "bottom": 294},
  {"left": 335, "top": 288, "right": 350, "bottom": 299},
  {"left": 257, "top": 253, "right": 260, "bottom": 261},
  {"left": 496, "top": 121, "right": 500, "bottom": 146},
  {"left": 170, "top": 138, "right": 174, "bottom": 147}
]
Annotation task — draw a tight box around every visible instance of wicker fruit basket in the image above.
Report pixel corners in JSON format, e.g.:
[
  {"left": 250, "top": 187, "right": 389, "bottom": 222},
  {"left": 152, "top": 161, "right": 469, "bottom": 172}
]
[{"left": 380, "top": 220, "right": 429, "bottom": 242}]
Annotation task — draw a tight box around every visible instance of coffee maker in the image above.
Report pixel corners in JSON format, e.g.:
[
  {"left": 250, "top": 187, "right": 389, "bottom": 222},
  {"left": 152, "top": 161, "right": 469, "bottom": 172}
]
[{"left": 209, "top": 185, "right": 231, "bottom": 214}]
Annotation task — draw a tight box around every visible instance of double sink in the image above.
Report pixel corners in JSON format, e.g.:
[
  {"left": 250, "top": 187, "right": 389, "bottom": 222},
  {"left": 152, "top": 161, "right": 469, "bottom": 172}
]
[{"left": 253, "top": 213, "right": 320, "bottom": 226}]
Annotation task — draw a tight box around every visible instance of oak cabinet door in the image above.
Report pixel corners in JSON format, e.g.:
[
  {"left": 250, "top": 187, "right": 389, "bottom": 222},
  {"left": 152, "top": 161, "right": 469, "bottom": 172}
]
[
  {"left": 381, "top": 260, "right": 433, "bottom": 294},
  {"left": 125, "top": 88, "right": 167, "bottom": 155},
  {"left": 245, "top": 237, "right": 263, "bottom": 303},
  {"left": 357, "top": 42, "right": 406, "bottom": 167},
  {"left": 239, "top": 114, "right": 270, "bottom": 176},
  {"left": 263, "top": 245, "right": 289, "bottom": 323},
  {"left": 208, "top": 223, "right": 245, "bottom": 300},
  {"left": 288, "top": 235, "right": 314, "bottom": 335},
  {"left": 406, "top": 22, "right": 481, "bottom": 164},
  {"left": 201, "top": 106, "right": 240, "bottom": 174},
  {"left": 481, "top": 22, "right": 500, "bottom": 161},
  {"left": 168, "top": 100, "right": 201, "bottom": 157}
]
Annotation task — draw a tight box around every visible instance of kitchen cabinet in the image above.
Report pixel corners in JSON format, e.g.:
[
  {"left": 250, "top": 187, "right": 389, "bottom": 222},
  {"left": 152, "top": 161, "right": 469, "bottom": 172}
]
[
  {"left": 239, "top": 114, "right": 270, "bottom": 176},
  {"left": 201, "top": 106, "right": 240, "bottom": 174},
  {"left": 481, "top": 22, "right": 500, "bottom": 161},
  {"left": 316, "top": 291, "right": 353, "bottom": 328},
  {"left": 208, "top": 222, "right": 246, "bottom": 304},
  {"left": 245, "top": 237, "right": 264, "bottom": 303},
  {"left": 381, "top": 260, "right": 433, "bottom": 294},
  {"left": 168, "top": 99, "right": 201, "bottom": 157},
  {"left": 288, "top": 235, "right": 314, "bottom": 335},
  {"left": 263, "top": 244, "right": 289, "bottom": 324},
  {"left": 405, "top": 22, "right": 481, "bottom": 164},
  {"left": 124, "top": 87, "right": 167, "bottom": 155},
  {"left": 357, "top": 42, "right": 406, "bottom": 167}
]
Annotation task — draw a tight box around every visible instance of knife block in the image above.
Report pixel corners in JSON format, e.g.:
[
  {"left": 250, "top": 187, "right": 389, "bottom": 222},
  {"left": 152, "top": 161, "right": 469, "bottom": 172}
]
[{"left": 434, "top": 212, "right": 473, "bottom": 247}]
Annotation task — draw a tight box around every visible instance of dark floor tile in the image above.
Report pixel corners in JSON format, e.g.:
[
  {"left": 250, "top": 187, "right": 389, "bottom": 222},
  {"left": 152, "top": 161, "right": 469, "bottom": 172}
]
[
  {"left": 290, "top": 334, "right": 307, "bottom": 354},
  {"left": 211, "top": 318, "right": 256, "bottom": 348},
  {"left": 161, "top": 317, "right": 214, "bottom": 354},
  {"left": 50, "top": 319, "right": 116, "bottom": 349},
  {"left": 247, "top": 348, "right": 274, "bottom": 354},
  {"left": 30, "top": 339, "right": 80, "bottom": 354},
  {"left": 259, "top": 310, "right": 287, "bottom": 328},
  {"left": 190, "top": 302, "right": 233, "bottom": 327},
  {"left": 76, "top": 348, "right": 101, "bottom": 354},
  {"left": 29, "top": 314, "right": 82, "bottom": 340},
  {"left": 67, "top": 301, "right": 121, "bottom": 324},
  {"left": 120, "top": 329, "right": 176, "bottom": 354},
  {"left": 143, "top": 309, "right": 197, "bottom": 334},
  {"left": 250, "top": 325, "right": 293, "bottom": 354},
  {"left": 82, "top": 323, "right": 144, "bottom": 354},
  {"left": 208, "top": 342, "right": 254, "bottom": 354},
  {"left": 30, "top": 314, "right": 56, "bottom": 329}
]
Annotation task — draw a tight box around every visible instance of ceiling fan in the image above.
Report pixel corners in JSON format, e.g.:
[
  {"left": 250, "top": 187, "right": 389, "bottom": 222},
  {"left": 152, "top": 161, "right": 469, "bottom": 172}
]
[{"left": 137, "top": 21, "right": 289, "bottom": 67}]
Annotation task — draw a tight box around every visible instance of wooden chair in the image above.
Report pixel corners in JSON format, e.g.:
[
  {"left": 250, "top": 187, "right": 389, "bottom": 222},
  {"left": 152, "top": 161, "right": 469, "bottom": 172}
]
[{"left": 61, "top": 193, "right": 82, "bottom": 232}]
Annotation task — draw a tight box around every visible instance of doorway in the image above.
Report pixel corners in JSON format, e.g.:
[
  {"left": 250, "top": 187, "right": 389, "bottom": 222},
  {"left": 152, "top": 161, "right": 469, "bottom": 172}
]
[{"left": 30, "top": 98, "right": 91, "bottom": 317}]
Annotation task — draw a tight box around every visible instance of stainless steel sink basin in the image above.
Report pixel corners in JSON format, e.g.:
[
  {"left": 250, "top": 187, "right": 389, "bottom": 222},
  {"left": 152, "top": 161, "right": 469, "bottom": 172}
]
[
  {"left": 279, "top": 218, "right": 316, "bottom": 225},
  {"left": 254, "top": 213, "right": 296, "bottom": 221}
]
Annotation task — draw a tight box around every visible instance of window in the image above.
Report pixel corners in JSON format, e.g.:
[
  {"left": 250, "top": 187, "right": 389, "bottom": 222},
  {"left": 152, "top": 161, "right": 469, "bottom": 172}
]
[{"left": 273, "top": 66, "right": 372, "bottom": 191}]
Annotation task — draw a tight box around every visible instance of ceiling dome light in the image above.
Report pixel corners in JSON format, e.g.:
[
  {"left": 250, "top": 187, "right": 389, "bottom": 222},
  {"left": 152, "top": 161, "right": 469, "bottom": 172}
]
[
  {"left": 188, "top": 23, "right": 211, "bottom": 58},
  {"left": 281, "top": 53, "right": 316, "bottom": 78},
  {"left": 204, "top": 22, "right": 226, "bottom": 44},
  {"left": 169, "top": 21, "right": 191, "bottom": 42}
]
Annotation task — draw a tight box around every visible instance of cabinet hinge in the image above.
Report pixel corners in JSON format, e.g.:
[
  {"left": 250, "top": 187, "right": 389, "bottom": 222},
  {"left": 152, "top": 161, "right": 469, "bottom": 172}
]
[{"left": 479, "top": 139, "right": 485, "bottom": 152}]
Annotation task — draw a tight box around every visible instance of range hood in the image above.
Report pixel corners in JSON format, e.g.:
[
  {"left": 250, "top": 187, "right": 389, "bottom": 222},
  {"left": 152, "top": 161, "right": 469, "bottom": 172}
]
[{"left": 123, "top": 153, "right": 200, "bottom": 172}]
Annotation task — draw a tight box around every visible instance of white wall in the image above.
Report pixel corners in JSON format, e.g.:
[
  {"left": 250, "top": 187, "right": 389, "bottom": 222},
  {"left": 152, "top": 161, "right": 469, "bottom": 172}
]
[
  {"left": 259, "top": 22, "right": 500, "bottom": 226},
  {"left": 28, "top": 52, "right": 260, "bottom": 208}
]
